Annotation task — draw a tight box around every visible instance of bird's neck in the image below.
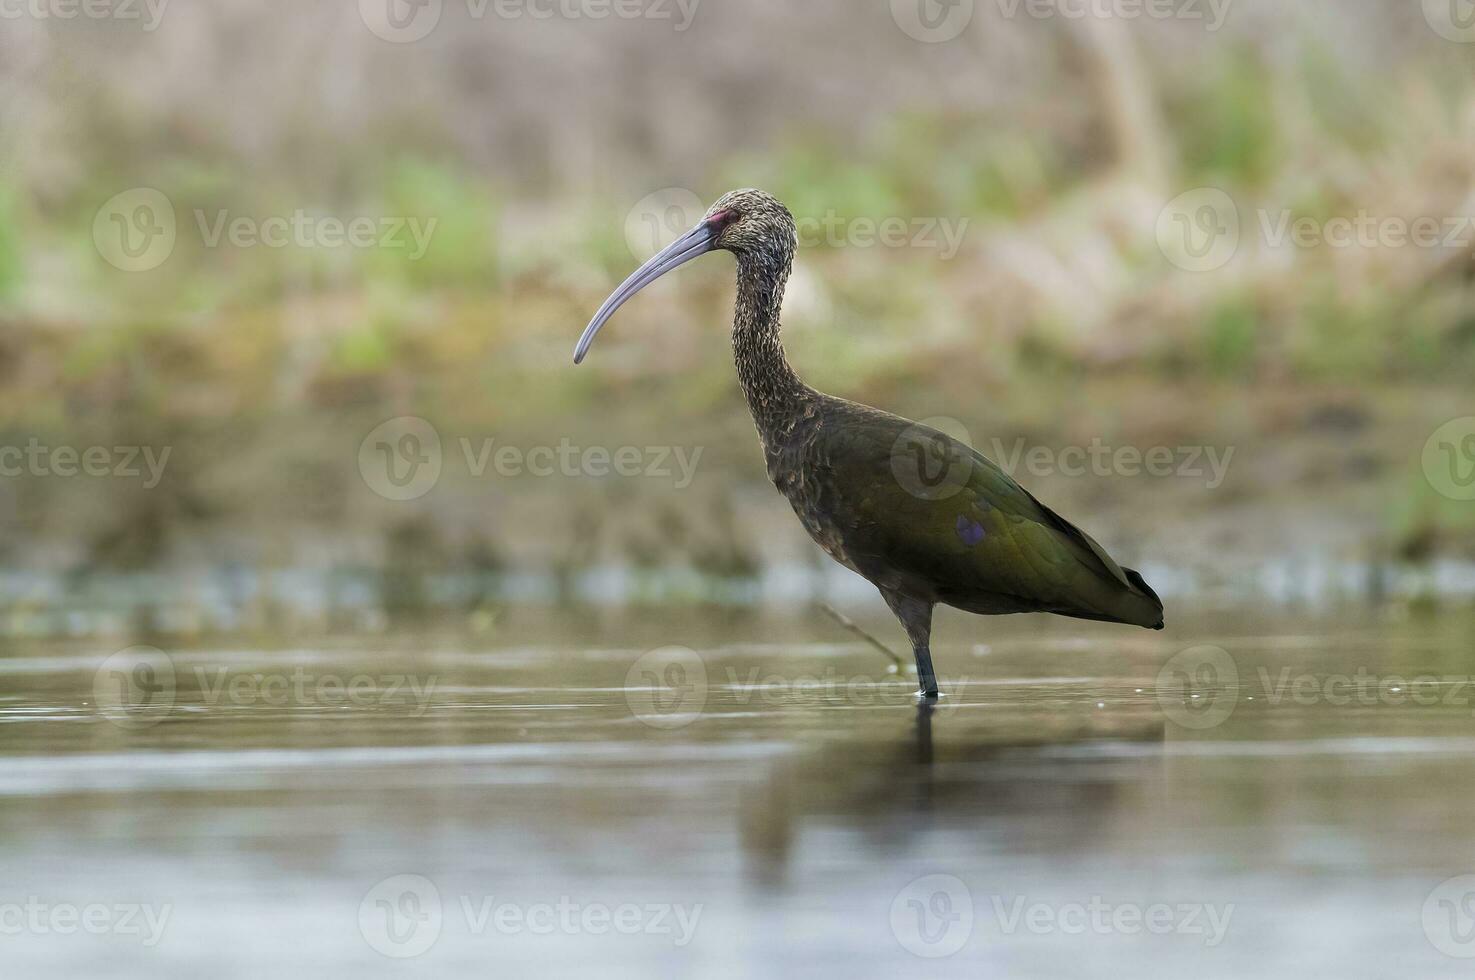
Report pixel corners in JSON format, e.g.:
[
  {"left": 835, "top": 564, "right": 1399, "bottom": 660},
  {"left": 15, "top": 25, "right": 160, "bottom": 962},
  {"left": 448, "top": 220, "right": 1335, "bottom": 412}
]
[{"left": 733, "top": 250, "right": 810, "bottom": 450}]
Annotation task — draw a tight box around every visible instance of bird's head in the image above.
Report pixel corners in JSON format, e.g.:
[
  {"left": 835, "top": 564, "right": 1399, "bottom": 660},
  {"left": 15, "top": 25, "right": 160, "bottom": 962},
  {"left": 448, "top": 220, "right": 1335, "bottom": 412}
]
[
  {"left": 704, "top": 188, "right": 796, "bottom": 257},
  {"left": 574, "top": 188, "right": 795, "bottom": 364}
]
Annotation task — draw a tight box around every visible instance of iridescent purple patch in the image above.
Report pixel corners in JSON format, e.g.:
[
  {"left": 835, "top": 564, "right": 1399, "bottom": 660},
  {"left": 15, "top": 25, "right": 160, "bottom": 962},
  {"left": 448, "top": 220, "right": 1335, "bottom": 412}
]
[{"left": 955, "top": 514, "right": 985, "bottom": 547}]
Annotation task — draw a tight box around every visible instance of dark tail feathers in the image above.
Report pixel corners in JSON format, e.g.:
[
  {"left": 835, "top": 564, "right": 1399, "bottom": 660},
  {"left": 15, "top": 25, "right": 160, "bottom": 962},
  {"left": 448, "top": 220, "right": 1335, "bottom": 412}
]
[{"left": 1123, "top": 566, "right": 1165, "bottom": 630}]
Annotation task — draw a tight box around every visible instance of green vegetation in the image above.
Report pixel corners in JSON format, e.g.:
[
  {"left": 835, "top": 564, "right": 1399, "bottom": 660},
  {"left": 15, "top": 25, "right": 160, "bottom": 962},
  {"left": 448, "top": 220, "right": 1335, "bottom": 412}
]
[{"left": 4, "top": 24, "right": 1475, "bottom": 608}]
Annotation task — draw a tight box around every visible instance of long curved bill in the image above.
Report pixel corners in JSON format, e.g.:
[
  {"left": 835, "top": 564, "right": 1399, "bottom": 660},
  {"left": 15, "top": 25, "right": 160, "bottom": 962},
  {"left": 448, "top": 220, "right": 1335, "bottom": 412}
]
[{"left": 573, "top": 220, "right": 718, "bottom": 364}]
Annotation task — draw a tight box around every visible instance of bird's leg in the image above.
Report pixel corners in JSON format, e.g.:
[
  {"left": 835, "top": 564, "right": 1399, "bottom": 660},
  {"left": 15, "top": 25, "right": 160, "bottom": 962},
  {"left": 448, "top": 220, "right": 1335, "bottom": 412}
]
[{"left": 879, "top": 588, "right": 939, "bottom": 699}]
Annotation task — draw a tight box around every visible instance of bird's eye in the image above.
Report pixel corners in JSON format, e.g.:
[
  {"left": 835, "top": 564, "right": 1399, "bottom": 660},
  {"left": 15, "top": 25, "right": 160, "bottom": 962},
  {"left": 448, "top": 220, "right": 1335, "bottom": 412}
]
[{"left": 709, "top": 208, "right": 740, "bottom": 231}]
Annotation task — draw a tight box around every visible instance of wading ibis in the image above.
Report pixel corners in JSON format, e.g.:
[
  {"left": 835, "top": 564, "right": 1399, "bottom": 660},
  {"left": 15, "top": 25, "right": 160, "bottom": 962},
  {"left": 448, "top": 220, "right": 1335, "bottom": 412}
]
[{"left": 575, "top": 189, "right": 1163, "bottom": 698}]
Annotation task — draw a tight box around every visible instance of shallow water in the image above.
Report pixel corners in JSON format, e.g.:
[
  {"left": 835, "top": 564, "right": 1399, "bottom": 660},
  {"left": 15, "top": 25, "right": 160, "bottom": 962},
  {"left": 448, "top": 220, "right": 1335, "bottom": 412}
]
[{"left": 4, "top": 608, "right": 1475, "bottom": 977}]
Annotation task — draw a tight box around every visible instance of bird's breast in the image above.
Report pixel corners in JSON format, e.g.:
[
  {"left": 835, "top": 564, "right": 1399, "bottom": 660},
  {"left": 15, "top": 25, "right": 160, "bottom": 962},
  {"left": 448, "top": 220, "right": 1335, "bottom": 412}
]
[{"left": 770, "top": 461, "right": 862, "bottom": 576}]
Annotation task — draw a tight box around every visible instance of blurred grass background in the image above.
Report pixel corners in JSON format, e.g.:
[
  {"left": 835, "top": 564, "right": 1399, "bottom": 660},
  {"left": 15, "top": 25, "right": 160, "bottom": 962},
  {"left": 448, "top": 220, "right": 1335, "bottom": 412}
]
[{"left": 0, "top": 0, "right": 1473, "bottom": 635}]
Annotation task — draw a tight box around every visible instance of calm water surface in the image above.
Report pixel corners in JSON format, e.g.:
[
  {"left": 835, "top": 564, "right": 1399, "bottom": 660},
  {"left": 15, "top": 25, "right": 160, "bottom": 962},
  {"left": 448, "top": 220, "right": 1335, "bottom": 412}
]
[{"left": 3, "top": 608, "right": 1475, "bottom": 977}]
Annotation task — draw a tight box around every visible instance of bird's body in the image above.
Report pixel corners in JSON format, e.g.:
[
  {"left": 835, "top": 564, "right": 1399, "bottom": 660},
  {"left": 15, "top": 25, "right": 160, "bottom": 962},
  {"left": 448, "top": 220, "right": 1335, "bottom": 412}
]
[
  {"left": 765, "top": 395, "right": 1164, "bottom": 627},
  {"left": 577, "top": 189, "right": 1163, "bottom": 697}
]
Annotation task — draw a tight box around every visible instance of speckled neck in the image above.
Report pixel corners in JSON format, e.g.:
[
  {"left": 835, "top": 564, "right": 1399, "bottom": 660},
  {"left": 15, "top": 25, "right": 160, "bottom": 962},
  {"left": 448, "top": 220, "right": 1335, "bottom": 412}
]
[{"left": 733, "top": 242, "right": 811, "bottom": 452}]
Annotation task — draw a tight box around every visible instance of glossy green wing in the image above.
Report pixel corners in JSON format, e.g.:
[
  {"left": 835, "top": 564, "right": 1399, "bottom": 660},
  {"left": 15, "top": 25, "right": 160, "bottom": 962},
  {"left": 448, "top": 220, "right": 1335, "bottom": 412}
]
[{"left": 810, "top": 408, "right": 1162, "bottom": 627}]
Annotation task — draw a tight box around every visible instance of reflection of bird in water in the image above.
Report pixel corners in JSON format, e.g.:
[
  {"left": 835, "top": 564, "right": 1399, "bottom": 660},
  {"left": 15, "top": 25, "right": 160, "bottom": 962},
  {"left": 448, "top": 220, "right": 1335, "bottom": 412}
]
[
  {"left": 736, "top": 700, "right": 1162, "bottom": 889},
  {"left": 576, "top": 189, "right": 1163, "bottom": 699},
  {"left": 915, "top": 699, "right": 936, "bottom": 765}
]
